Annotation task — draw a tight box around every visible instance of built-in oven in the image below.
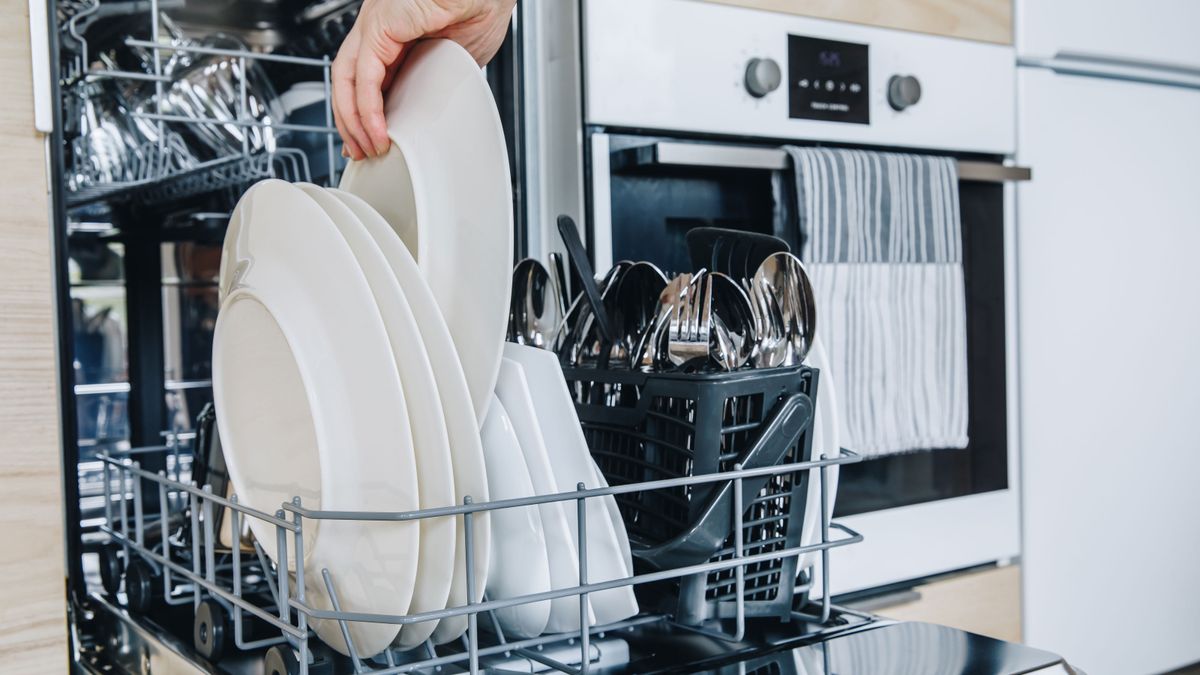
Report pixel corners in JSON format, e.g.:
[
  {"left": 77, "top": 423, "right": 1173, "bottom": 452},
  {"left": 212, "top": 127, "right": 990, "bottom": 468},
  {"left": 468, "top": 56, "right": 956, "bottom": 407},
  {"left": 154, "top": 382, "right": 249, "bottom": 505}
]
[{"left": 520, "top": 0, "right": 1028, "bottom": 593}]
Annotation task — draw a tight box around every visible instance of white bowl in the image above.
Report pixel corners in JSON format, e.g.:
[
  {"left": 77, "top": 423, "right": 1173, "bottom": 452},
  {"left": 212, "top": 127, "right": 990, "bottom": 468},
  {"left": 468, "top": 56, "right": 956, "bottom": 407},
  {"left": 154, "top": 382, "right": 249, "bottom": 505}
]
[{"left": 338, "top": 39, "right": 514, "bottom": 425}]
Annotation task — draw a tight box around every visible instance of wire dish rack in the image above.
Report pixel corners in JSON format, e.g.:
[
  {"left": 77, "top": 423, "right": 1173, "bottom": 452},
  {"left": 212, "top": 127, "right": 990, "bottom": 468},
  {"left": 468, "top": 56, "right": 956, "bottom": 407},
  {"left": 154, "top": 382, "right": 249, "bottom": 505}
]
[
  {"left": 93, "top": 423, "right": 864, "bottom": 673},
  {"left": 60, "top": 0, "right": 340, "bottom": 208}
]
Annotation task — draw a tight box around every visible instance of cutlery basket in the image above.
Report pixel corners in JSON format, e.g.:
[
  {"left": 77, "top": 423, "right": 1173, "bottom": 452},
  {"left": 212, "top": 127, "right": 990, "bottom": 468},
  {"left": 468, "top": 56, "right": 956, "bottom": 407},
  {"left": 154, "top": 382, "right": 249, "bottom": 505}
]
[{"left": 561, "top": 364, "right": 819, "bottom": 626}]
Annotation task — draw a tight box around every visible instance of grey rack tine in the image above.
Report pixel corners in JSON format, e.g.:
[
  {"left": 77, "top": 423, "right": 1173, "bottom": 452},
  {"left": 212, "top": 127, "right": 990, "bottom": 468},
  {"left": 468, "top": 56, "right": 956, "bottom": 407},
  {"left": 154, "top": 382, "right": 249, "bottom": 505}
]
[
  {"left": 253, "top": 539, "right": 283, "bottom": 612},
  {"left": 463, "top": 495, "right": 481, "bottom": 674},
  {"left": 158, "top": 473, "right": 181, "bottom": 605},
  {"left": 283, "top": 450, "right": 860, "bottom": 523},
  {"left": 793, "top": 451, "right": 836, "bottom": 625},
  {"left": 98, "top": 411, "right": 860, "bottom": 671},
  {"left": 238, "top": 55, "right": 249, "bottom": 157},
  {"left": 276, "top": 510, "right": 292, "bottom": 637},
  {"left": 577, "top": 483, "right": 590, "bottom": 675},
  {"left": 289, "top": 521, "right": 862, "bottom": 627},
  {"left": 282, "top": 453, "right": 864, "bottom": 653},
  {"left": 132, "top": 462, "right": 144, "bottom": 547},
  {"left": 190, "top": 492, "right": 201, "bottom": 609},
  {"left": 99, "top": 465, "right": 303, "bottom": 638},
  {"left": 125, "top": 37, "right": 334, "bottom": 66},
  {"left": 348, "top": 617, "right": 665, "bottom": 675},
  {"left": 203, "top": 485, "right": 216, "bottom": 590},
  {"left": 149, "top": 0, "right": 164, "bottom": 148},
  {"left": 119, "top": 460, "right": 130, "bottom": 560},
  {"left": 293, "top": 498, "right": 311, "bottom": 665},
  {"left": 99, "top": 454, "right": 297, "bottom": 532},
  {"left": 321, "top": 568, "right": 366, "bottom": 673},
  {"left": 130, "top": 112, "right": 337, "bottom": 136}
]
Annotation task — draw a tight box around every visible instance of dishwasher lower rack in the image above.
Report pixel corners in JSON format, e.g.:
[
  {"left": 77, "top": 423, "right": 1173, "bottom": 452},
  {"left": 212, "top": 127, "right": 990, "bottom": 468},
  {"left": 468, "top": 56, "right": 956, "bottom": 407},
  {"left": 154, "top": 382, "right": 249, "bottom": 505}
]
[{"left": 87, "top": 442, "right": 864, "bottom": 674}]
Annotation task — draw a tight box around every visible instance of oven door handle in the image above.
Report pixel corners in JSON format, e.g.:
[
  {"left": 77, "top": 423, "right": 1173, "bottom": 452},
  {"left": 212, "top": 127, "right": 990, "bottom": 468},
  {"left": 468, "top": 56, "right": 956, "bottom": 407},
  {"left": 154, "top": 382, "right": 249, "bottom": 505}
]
[{"left": 611, "top": 141, "right": 1032, "bottom": 183}]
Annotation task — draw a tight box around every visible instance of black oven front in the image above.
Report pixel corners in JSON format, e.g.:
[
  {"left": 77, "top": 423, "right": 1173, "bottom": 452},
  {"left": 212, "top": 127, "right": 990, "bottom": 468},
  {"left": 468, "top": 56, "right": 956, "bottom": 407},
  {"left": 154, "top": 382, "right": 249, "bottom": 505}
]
[{"left": 588, "top": 131, "right": 1010, "bottom": 518}]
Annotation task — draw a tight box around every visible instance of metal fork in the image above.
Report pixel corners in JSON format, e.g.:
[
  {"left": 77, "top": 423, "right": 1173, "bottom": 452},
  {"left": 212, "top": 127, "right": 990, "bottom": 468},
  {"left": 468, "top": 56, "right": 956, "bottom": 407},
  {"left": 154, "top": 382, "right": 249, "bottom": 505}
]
[{"left": 668, "top": 272, "right": 712, "bottom": 368}]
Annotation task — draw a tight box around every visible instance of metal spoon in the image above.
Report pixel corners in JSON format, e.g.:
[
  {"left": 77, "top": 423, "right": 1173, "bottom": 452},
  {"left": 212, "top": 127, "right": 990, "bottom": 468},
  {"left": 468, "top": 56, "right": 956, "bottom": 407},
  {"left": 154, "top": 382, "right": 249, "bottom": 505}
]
[
  {"left": 751, "top": 252, "right": 817, "bottom": 367},
  {"left": 708, "top": 272, "right": 756, "bottom": 371},
  {"left": 609, "top": 261, "right": 668, "bottom": 366},
  {"left": 509, "top": 258, "right": 560, "bottom": 349}
]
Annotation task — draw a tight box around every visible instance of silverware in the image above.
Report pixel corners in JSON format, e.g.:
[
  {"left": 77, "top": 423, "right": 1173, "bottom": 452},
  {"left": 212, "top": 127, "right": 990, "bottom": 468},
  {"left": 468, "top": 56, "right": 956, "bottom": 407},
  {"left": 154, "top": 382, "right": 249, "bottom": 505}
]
[
  {"left": 68, "top": 78, "right": 148, "bottom": 189},
  {"left": 609, "top": 261, "right": 668, "bottom": 366},
  {"left": 557, "top": 215, "right": 616, "bottom": 347},
  {"left": 548, "top": 251, "right": 569, "bottom": 316},
  {"left": 509, "top": 258, "right": 560, "bottom": 349},
  {"left": 628, "top": 273, "right": 684, "bottom": 371},
  {"left": 154, "top": 35, "right": 285, "bottom": 157},
  {"left": 709, "top": 272, "right": 755, "bottom": 371},
  {"left": 561, "top": 260, "right": 634, "bottom": 367},
  {"left": 751, "top": 252, "right": 816, "bottom": 367},
  {"left": 667, "top": 272, "right": 712, "bottom": 369}
]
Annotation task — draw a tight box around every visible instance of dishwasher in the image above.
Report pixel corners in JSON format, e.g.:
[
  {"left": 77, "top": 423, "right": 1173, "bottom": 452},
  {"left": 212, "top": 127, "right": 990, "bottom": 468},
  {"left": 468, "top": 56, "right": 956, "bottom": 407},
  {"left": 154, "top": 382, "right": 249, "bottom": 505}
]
[{"left": 46, "top": 1, "right": 1070, "bottom": 673}]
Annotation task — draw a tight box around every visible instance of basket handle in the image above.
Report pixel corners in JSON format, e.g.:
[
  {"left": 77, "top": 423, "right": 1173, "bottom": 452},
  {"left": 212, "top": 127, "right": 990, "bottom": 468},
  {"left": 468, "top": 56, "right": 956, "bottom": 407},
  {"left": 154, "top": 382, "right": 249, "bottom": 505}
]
[{"left": 631, "top": 391, "right": 814, "bottom": 570}]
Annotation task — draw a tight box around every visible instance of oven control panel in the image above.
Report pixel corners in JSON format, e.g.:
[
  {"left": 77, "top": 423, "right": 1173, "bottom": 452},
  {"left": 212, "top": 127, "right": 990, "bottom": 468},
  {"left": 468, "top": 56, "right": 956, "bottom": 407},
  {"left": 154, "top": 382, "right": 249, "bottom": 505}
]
[
  {"left": 584, "top": 0, "right": 1015, "bottom": 153},
  {"left": 787, "top": 35, "right": 870, "bottom": 124}
]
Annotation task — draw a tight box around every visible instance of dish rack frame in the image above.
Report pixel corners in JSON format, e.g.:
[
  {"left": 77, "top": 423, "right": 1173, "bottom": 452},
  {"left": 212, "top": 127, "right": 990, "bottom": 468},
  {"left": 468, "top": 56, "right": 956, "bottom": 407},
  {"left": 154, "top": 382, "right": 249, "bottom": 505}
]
[
  {"left": 94, "top": 432, "right": 864, "bottom": 673},
  {"left": 61, "top": 0, "right": 340, "bottom": 207}
]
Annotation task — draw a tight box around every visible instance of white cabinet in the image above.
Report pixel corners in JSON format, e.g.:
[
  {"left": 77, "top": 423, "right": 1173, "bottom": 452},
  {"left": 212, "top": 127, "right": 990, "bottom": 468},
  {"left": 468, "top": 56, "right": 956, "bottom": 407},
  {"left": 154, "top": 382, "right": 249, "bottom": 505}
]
[
  {"left": 1018, "top": 0, "right": 1200, "bottom": 67},
  {"left": 1016, "top": 66, "right": 1200, "bottom": 675}
]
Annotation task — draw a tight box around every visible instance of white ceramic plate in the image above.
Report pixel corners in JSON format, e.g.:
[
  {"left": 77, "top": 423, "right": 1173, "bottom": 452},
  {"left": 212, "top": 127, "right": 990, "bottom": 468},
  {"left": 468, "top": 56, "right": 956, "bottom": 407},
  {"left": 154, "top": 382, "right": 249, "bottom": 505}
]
[
  {"left": 295, "top": 184, "right": 457, "bottom": 647},
  {"left": 213, "top": 179, "right": 418, "bottom": 657},
  {"left": 338, "top": 39, "right": 513, "bottom": 424},
  {"left": 502, "top": 344, "right": 638, "bottom": 625},
  {"left": 591, "top": 461, "right": 633, "bottom": 574},
  {"left": 480, "top": 395, "right": 552, "bottom": 639},
  {"left": 798, "top": 336, "right": 841, "bottom": 573},
  {"left": 326, "top": 188, "right": 491, "bottom": 646},
  {"left": 494, "top": 359, "right": 595, "bottom": 633}
]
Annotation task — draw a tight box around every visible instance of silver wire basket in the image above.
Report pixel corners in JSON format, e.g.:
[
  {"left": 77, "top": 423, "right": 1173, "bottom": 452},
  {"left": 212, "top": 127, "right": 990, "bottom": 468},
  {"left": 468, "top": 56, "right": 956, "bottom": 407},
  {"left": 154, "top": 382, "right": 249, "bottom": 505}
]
[{"left": 94, "top": 424, "right": 864, "bottom": 674}]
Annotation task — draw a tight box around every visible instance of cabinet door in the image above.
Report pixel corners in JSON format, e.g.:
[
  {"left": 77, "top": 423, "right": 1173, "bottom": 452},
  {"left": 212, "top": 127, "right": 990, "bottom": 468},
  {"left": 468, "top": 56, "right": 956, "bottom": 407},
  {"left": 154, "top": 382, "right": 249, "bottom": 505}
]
[
  {"left": 1017, "top": 68, "right": 1200, "bottom": 675},
  {"left": 0, "top": 0, "right": 67, "bottom": 671},
  {"left": 1017, "top": 0, "right": 1200, "bottom": 67}
]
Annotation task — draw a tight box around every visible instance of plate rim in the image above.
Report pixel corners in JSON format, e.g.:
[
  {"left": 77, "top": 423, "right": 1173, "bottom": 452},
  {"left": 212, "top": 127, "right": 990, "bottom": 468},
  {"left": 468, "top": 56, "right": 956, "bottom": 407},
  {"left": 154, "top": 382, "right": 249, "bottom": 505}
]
[
  {"left": 214, "top": 180, "right": 418, "bottom": 656},
  {"left": 325, "top": 187, "right": 493, "bottom": 646},
  {"left": 295, "top": 184, "right": 458, "bottom": 647}
]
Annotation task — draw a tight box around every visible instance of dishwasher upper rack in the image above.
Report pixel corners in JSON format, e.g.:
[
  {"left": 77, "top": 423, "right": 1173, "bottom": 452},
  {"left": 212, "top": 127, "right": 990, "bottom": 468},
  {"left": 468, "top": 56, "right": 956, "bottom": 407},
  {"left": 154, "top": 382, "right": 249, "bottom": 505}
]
[
  {"left": 94, "top": 441, "right": 863, "bottom": 674},
  {"left": 61, "top": 0, "right": 340, "bottom": 208}
]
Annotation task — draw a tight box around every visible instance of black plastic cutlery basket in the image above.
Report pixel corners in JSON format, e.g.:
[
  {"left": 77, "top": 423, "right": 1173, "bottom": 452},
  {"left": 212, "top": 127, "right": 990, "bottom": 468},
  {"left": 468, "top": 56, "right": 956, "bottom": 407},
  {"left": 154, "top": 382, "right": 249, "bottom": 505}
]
[{"left": 561, "top": 364, "right": 818, "bottom": 626}]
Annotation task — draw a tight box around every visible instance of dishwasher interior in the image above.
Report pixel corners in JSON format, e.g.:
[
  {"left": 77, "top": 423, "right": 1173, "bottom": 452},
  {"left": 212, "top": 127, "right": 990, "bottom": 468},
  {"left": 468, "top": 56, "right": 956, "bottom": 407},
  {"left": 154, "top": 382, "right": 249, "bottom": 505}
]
[{"left": 46, "top": 2, "right": 1056, "bottom": 674}]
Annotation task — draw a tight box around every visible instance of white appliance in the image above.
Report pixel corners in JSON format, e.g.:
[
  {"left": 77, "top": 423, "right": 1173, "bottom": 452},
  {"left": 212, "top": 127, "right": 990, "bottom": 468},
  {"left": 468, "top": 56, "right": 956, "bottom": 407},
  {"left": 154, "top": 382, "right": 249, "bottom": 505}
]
[
  {"left": 1016, "top": 2, "right": 1200, "bottom": 673},
  {"left": 520, "top": 0, "right": 1027, "bottom": 595}
]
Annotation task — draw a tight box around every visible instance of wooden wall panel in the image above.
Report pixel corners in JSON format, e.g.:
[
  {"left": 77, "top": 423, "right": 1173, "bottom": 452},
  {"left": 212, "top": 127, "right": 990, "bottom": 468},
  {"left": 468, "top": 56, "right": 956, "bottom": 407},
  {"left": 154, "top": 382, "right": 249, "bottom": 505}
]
[
  {"left": 696, "top": 0, "right": 1013, "bottom": 44},
  {"left": 0, "top": 0, "right": 69, "bottom": 672},
  {"left": 881, "top": 565, "right": 1022, "bottom": 643}
]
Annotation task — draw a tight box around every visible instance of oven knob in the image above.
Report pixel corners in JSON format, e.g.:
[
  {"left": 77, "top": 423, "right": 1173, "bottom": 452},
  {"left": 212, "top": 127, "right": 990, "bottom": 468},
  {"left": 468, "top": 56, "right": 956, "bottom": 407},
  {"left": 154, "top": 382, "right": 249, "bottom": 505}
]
[
  {"left": 744, "top": 57, "right": 782, "bottom": 98},
  {"left": 888, "top": 75, "right": 922, "bottom": 111}
]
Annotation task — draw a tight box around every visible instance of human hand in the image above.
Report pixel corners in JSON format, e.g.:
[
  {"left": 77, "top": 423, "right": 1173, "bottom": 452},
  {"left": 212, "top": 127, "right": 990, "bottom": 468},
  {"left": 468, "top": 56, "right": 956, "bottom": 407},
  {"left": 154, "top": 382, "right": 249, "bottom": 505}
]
[{"left": 332, "top": 0, "right": 516, "bottom": 160}]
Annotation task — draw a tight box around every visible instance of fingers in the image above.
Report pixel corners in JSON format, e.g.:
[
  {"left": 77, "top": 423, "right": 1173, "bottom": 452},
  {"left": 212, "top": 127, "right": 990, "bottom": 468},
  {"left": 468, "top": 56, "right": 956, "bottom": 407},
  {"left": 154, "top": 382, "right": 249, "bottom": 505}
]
[
  {"left": 355, "top": 39, "right": 402, "bottom": 156},
  {"left": 332, "top": 31, "right": 371, "bottom": 161},
  {"left": 431, "top": 0, "right": 516, "bottom": 67}
]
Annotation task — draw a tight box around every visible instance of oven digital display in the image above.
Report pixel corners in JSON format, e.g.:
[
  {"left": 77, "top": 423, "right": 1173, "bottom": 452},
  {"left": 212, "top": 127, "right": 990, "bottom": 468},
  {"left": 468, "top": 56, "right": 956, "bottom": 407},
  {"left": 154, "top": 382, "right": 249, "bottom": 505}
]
[{"left": 788, "top": 35, "right": 870, "bottom": 124}]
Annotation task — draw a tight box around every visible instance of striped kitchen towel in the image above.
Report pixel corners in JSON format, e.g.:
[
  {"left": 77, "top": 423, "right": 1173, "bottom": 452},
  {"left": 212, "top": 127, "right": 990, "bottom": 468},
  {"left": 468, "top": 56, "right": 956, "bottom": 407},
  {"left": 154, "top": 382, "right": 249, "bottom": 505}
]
[{"left": 783, "top": 147, "right": 969, "bottom": 456}]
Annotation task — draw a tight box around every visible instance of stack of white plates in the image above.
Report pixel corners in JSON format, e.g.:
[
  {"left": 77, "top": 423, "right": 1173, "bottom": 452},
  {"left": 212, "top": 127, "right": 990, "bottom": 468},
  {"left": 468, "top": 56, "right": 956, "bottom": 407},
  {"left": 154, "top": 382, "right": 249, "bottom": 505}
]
[
  {"left": 213, "top": 39, "right": 636, "bottom": 659},
  {"left": 215, "top": 39, "right": 509, "bottom": 657}
]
